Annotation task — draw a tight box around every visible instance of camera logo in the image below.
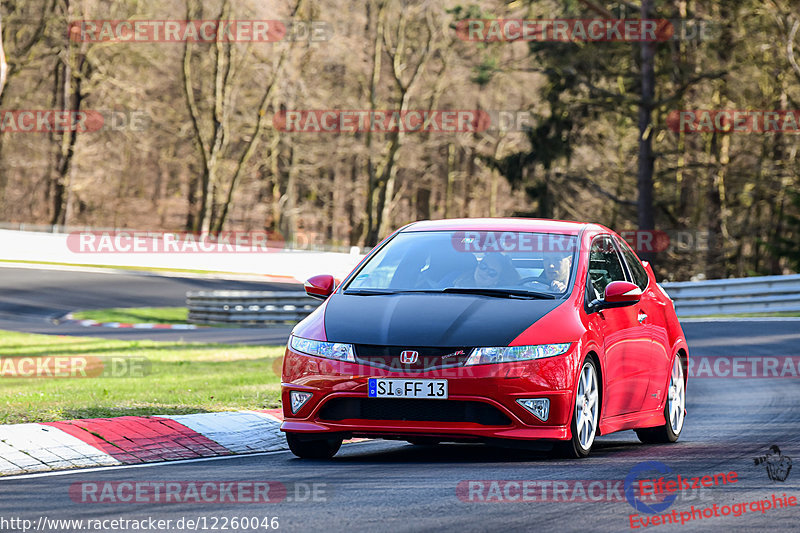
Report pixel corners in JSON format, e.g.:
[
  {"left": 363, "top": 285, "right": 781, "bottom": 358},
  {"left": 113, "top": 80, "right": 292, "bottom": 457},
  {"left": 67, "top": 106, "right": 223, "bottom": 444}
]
[{"left": 754, "top": 445, "right": 792, "bottom": 482}]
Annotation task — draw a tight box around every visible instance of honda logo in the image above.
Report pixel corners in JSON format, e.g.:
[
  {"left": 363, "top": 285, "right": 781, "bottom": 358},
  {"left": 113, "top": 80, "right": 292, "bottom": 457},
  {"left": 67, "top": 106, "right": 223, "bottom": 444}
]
[{"left": 400, "top": 350, "right": 419, "bottom": 364}]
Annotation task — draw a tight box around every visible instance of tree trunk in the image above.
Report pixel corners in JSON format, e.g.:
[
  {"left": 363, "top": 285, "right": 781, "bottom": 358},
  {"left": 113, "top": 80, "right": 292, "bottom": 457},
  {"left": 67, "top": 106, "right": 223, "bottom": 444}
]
[
  {"left": 445, "top": 142, "right": 455, "bottom": 218},
  {"left": 51, "top": 8, "right": 87, "bottom": 227},
  {"left": 0, "top": 14, "right": 7, "bottom": 101},
  {"left": 636, "top": 0, "right": 656, "bottom": 265},
  {"left": 705, "top": 2, "right": 733, "bottom": 279},
  {"left": 362, "top": 0, "right": 385, "bottom": 246}
]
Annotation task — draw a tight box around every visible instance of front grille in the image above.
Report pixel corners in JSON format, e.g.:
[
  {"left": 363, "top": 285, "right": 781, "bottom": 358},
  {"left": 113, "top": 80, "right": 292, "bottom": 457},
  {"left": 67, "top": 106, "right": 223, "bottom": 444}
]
[
  {"left": 318, "top": 398, "right": 512, "bottom": 426},
  {"left": 354, "top": 345, "right": 471, "bottom": 372}
]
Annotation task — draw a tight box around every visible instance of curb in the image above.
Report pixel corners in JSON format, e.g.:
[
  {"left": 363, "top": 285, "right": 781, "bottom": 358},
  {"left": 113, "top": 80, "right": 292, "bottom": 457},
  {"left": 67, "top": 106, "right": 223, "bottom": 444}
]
[{"left": 0, "top": 409, "right": 286, "bottom": 477}]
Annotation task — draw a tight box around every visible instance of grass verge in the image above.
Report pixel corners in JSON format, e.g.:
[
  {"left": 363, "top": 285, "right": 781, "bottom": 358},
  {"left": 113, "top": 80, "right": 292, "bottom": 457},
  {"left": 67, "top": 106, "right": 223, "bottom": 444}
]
[{"left": 0, "top": 329, "right": 284, "bottom": 424}]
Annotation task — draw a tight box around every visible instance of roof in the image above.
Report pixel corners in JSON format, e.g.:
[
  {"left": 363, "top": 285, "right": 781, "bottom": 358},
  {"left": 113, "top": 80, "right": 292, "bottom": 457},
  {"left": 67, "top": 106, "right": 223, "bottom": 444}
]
[{"left": 400, "top": 218, "right": 596, "bottom": 235}]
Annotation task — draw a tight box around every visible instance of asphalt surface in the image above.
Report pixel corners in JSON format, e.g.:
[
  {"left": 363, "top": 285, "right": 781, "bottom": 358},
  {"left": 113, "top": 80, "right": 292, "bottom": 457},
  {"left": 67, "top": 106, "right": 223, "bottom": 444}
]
[
  {"left": 0, "top": 266, "right": 297, "bottom": 344},
  {"left": 0, "top": 266, "right": 798, "bottom": 531}
]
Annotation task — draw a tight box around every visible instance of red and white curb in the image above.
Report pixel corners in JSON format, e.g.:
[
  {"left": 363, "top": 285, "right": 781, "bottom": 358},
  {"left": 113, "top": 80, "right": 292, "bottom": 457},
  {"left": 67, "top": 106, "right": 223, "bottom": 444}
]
[
  {"left": 0, "top": 409, "right": 285, "bottom": 477},
  {"left": 59, "top": 313, "right": 200, "bottom": 330}
]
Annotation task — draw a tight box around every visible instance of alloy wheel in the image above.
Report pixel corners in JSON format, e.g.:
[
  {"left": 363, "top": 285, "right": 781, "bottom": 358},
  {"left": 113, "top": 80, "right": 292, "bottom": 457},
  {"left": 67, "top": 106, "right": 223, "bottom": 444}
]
[
  {"left": 668, "top": 357, "right": 685, "bottom": 434},
  {"left": 575, "top": 361, "right": 599, "bottom": 450}
]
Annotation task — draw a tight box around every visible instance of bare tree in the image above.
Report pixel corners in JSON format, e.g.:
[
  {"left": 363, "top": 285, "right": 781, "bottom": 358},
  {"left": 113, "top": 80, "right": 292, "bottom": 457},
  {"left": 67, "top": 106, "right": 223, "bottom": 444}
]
[
  {"left": 363, "top": 2, "right": 436, "bottom": 246},
  {"left": 49, "top": 0, "right": 90, "bottom": 225},
  {"left": 0, "top": 12, "right": 7, "bottom": 100},
  {"left": 182, "top": 0, "right": 304, "bottom": 234}
]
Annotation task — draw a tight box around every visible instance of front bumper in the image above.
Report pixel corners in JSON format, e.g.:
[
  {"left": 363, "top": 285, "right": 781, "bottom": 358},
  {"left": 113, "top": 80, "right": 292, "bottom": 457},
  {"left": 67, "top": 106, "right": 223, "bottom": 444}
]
[{"left": 280, "top": 345, "right": 580, "bottom": 442}]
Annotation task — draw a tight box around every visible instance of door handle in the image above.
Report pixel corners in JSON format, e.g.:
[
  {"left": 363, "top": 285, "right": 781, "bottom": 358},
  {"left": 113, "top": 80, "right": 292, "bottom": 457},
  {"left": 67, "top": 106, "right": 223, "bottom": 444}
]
[{"left": 638, "top": 311, "right": 647, "bottom": 323}]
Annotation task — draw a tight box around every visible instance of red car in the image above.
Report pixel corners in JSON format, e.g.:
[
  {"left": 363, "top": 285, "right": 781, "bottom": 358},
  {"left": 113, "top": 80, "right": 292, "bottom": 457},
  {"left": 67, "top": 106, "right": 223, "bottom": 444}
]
[{"left": 280, "top": 219, "right": 688, "bottom": 458}]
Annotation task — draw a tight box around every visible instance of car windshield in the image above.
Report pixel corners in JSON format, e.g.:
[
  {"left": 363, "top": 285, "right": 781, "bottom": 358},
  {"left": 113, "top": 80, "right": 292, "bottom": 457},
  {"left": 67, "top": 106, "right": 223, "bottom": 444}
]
[{"left": 345, "top": 230, "right": 578, "bottom": 296}]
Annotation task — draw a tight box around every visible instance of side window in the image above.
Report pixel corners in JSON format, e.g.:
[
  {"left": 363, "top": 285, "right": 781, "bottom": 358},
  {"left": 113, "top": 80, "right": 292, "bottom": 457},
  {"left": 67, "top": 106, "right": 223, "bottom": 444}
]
[
  {"left": 616, "top": 237, "right": 649, "bottom": 291},
  {"left": 587, "top": 236, "right": 627, "bottom": 300}
]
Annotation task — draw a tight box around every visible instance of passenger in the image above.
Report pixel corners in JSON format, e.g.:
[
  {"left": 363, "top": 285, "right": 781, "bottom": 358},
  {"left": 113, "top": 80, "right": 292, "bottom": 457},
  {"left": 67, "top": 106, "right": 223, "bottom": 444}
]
[{"left": 455, "top": 253, "right": 520, "bottom": 287}]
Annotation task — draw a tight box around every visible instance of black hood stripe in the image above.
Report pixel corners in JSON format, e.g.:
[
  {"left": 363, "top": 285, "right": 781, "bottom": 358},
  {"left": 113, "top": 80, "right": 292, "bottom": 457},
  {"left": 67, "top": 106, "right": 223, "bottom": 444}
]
[{"left": 324, "top": 293, "right": 564, "bottom": 347}]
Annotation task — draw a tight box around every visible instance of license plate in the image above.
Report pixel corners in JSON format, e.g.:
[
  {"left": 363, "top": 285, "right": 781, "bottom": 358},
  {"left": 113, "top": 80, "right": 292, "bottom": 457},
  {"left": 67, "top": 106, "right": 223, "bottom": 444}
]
[{"left": 368, "top": 378, "right": 448, "bottom": 399}]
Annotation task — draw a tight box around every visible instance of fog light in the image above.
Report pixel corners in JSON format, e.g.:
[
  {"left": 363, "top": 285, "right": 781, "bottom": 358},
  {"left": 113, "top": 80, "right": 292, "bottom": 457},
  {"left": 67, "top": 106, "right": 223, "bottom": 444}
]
[
  {"left": 517, "top": 398, "right": 550, "bottom": 421},
  {"left": 290, "top": 391, "right": 313, "bottom": 414}
]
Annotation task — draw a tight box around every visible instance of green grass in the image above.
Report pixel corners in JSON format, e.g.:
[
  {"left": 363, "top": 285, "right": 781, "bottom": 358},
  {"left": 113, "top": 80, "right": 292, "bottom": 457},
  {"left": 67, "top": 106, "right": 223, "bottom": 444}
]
[
  {"left": 0, "top": 330, "right": 284, "bottom": 424},
  {"left": 72, "top": 307, "right": 189, "bottom": 324}
]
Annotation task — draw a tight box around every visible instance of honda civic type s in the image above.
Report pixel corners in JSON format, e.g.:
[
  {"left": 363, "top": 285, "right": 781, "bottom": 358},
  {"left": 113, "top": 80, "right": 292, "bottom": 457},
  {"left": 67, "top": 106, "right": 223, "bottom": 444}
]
[{"left": 280, "top": 219, "right": 689, "bottom": 459}]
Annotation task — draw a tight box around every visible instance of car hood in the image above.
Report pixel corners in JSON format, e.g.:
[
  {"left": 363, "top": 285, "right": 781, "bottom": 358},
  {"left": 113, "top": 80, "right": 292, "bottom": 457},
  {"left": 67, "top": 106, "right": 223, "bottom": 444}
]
[{"left": 323, "top": 293, "right": 564, "bottom": 347}]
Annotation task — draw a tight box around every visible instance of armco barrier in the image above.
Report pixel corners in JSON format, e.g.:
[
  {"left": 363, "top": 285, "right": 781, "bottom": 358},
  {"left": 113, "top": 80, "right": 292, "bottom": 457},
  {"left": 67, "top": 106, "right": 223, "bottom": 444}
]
[
  {"left": 661, "top": 274, "right": 800, "bottom": 317},
  {"left": 186, "top": 291, "right": 320, "bottom": 325}
]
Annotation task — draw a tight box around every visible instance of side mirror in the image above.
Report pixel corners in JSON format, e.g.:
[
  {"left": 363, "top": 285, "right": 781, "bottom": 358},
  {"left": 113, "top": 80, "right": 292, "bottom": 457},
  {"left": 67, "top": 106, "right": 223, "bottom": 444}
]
[
  {"left": 604, "top": 281, "right": 643, "bottom": 304},
  {"left": 304, "top": 274, "right": 336, "bottom": 300},
  {"left": 590, "top": 281, "right": 642, "bottom": 311}
]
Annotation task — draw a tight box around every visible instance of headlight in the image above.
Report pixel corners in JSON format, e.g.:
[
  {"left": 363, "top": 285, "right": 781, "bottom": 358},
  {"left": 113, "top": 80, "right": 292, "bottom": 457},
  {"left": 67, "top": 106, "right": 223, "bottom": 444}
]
[
  {"left": 289, "top": 335, "right": 356, "bottom": 363},
  {"left": 464, "top": 343, "right": 571, "bottom": 365}
]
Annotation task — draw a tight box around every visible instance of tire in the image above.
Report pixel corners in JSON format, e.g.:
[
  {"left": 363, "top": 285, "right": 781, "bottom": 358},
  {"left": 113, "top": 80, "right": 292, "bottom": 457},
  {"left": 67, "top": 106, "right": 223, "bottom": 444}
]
[
  {"left": 555, "top": 357, "right": 600, "bottom": 459},
  {"left": 286, "top": 433, "right": 342, "bottom": 459},
  {"left": 636, "top": 355, "right": 685, "bottom": 444}
]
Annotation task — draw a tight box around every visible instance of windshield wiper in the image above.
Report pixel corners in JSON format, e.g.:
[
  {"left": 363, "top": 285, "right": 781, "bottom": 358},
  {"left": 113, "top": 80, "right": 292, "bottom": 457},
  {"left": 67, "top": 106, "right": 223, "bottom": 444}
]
[
  {"left": 344, "top": 289, "right": 447, "bottom": 296},
  {"left": 441, "top": 287, "right": 557, "bottom": 299},
  {"left": 343, "top": 289, "right": 400, "bottom": 296},
  {"left": 344, "top": 288, "right": 557, "bottom": 299}
]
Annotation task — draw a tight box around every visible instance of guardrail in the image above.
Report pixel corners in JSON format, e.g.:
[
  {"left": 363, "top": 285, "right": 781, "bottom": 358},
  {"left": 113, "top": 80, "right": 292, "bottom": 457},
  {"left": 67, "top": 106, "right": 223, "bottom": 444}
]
[
  {"left": 661, "top": 274, "right": 800, "bottom": 317},
  {"left": 187, "top": 291, "right": 321, "bottom": 325}
]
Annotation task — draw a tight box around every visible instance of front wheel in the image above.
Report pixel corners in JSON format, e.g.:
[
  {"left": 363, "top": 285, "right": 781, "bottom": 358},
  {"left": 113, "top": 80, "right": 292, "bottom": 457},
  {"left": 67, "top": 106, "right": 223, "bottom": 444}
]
[
  {"left": 555, "top": 357, "right": 600, "bottom": 458},
  {"left": 636, "top": 355, "right": 685, "bottom": 444},
  {"left": 286, "top": 433, "right": 342, "bottom": 459}
]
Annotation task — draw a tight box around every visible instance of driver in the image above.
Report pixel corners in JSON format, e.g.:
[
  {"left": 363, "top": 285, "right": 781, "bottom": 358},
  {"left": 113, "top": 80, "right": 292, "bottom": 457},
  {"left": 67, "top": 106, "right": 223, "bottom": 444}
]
[{"left": 538, "top": 251, "right": 572, "bottom": 292}]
